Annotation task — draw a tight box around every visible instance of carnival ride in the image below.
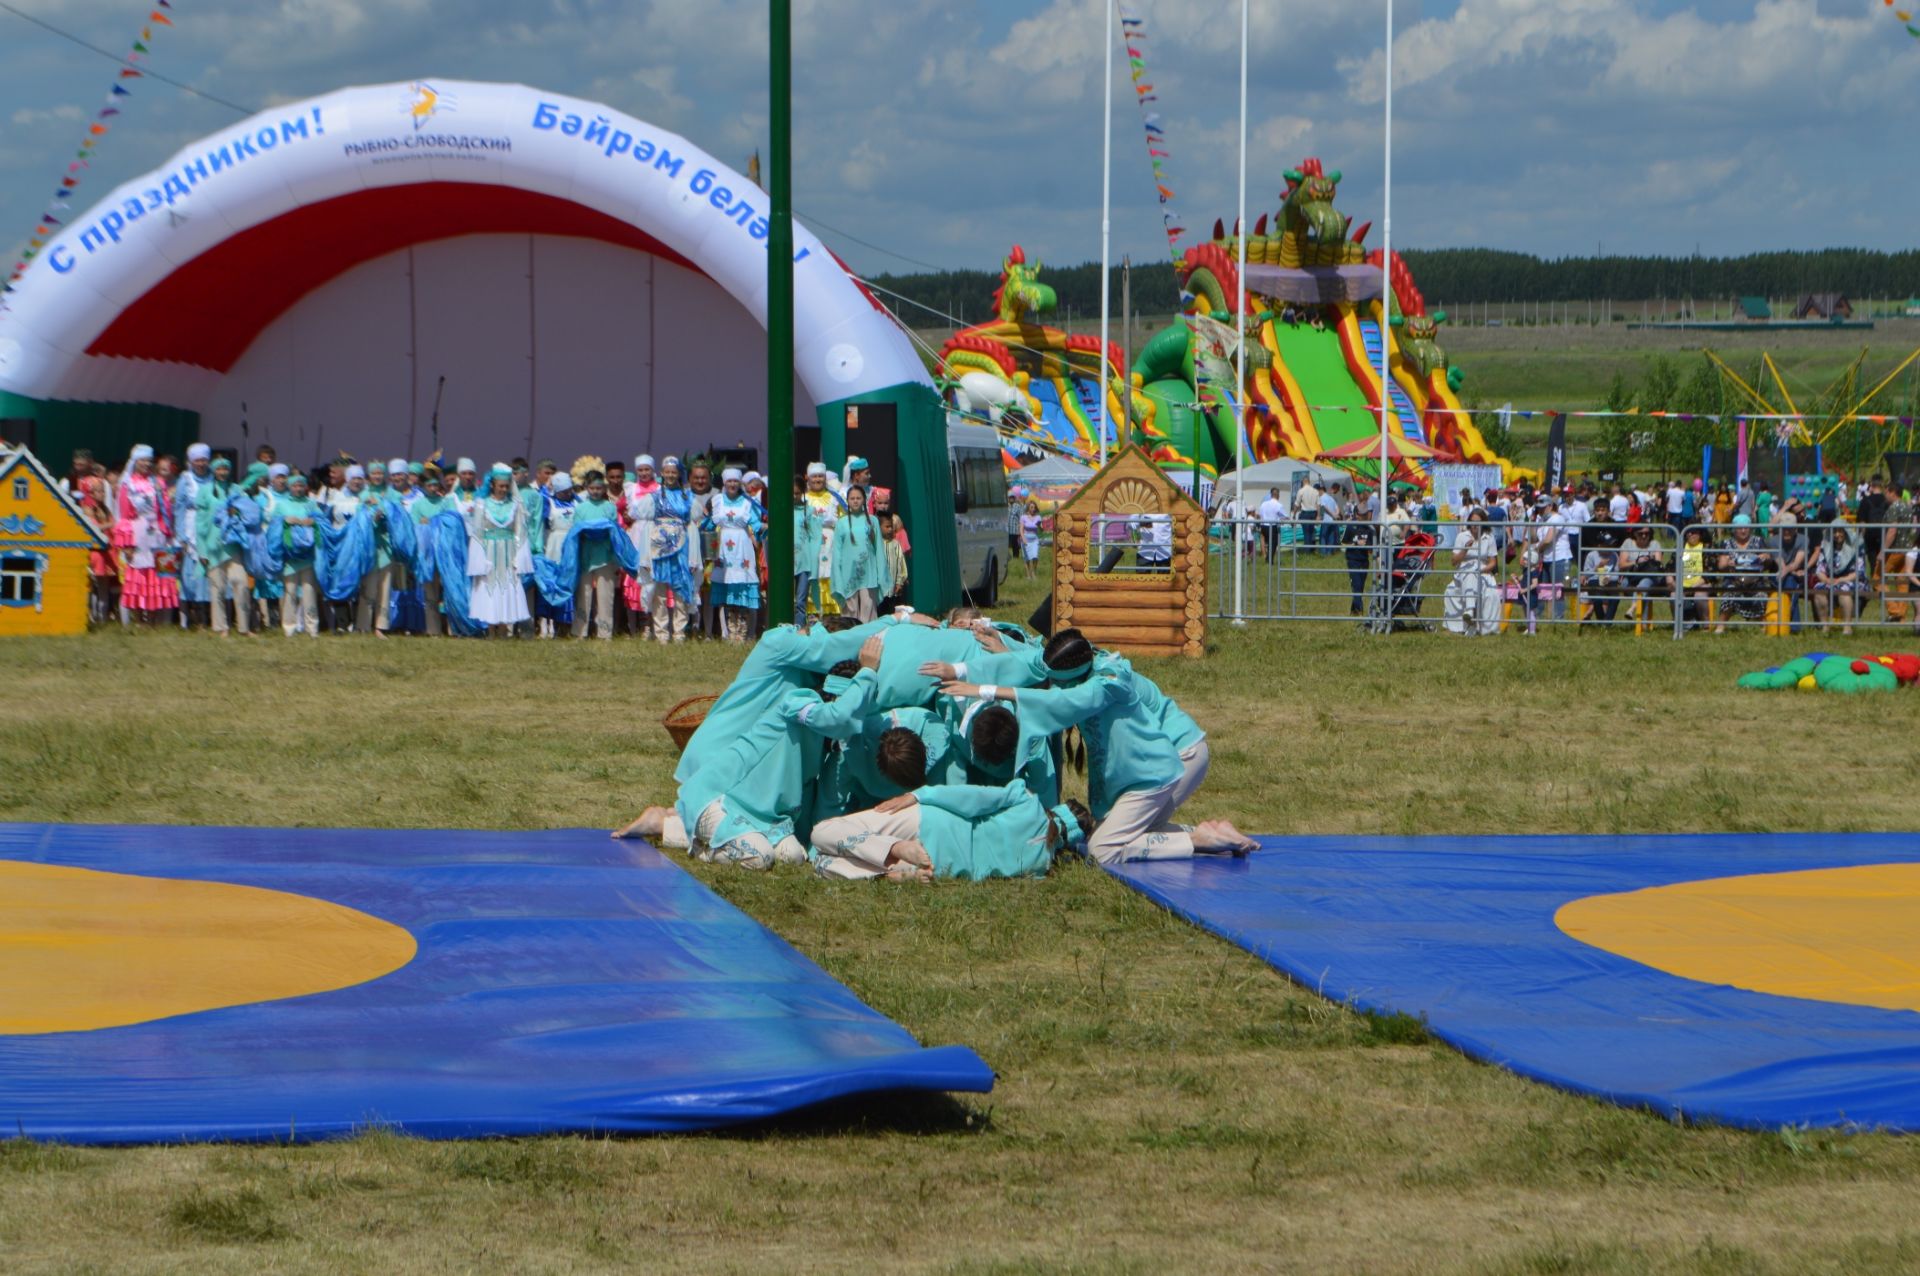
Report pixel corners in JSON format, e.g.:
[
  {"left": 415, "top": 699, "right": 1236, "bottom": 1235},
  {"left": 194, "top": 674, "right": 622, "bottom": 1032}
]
[{"left": 938, "top": 160, "right": 1524, "bottom": 493}]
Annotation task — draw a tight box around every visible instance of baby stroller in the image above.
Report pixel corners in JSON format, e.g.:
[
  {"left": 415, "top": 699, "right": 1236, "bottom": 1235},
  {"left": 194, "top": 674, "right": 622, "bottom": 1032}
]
[{"left": 1363, "top": 530, "right": 1437, "bottom": 633}]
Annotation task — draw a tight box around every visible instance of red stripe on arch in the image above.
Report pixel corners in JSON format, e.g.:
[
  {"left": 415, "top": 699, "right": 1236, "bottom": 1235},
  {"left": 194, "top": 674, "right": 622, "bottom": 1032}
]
[{"left": 86, "top": 183, "right": 702, "bottom": 371}]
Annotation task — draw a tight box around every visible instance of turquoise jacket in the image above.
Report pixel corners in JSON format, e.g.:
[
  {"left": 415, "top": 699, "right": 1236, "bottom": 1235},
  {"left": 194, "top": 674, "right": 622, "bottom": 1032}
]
[
  {"left": 872, "top": 624, "right": 987, "bottom": 709},
  {"left": 811, "top": 705, "right": 957, "bottom": 829},
  {"left": 1011, "top": 653, "right": 1185, "bottom": 819},
  {"left": 916, "top": 782, "right": 1056, "bottom": 881},
  {"left": 934, "top": 696, "right": 1059, "bottom": 808},
  {"left": 676, "top": 669, "right": 878, "bottom": 849},
  {"left": 830, "top": 512, "right": 889, "bottom": 599},
  {"left": 674, "top": 618, "right": 900, "bottom": 785}
]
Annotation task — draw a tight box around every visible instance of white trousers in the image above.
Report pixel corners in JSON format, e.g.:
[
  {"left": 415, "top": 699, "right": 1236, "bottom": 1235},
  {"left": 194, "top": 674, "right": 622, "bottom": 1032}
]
[
  {"left": 644, "top": 581, "right": 692, "bottom": 642},
  {"left": 282, "top": 565, "right": 319, "bottom": 636},
  {"left": 661, "top": 797, "right": 806, "bottom": 871},
  {"left": 207, "top": 560, "right": 250, "bottom": 633},
  {"left": 573, "top": 564, "right": 618, "bottom": 639},
  {"left": 356, "top": 563, "right": 394, "bottom": 633},
  {"left": 1087, "top": 739, "right": 1209, "bottom": 865},
  {"left": 810, "top": 806, "right": 924, "bottom": 880}
]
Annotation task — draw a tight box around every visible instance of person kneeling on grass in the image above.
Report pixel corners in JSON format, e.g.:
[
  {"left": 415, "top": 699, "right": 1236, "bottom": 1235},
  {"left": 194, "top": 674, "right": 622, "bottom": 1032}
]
[
  {"left": 936, "top": 629, "right": 1257, "bottom": 864},
  {"left": 811, "top": 783, "right": 1093, "bottom": 883},
  {"left": 616, "top": 662, "right": 876, "bottom": 870}
]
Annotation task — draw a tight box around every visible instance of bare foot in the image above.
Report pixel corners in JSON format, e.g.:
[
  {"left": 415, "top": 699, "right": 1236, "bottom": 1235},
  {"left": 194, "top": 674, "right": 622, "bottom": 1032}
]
[
  {"left": 1193, "top": 820, "right": 1259, "bottom": 857},
  {"left": 612, "top": 805, "right": 670, "bottom": 840}
]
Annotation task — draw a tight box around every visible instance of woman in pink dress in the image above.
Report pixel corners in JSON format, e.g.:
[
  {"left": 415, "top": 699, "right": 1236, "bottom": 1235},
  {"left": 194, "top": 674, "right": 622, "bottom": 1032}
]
[{"left": 113, "top": 444, "right": 177, "bottom": 623}]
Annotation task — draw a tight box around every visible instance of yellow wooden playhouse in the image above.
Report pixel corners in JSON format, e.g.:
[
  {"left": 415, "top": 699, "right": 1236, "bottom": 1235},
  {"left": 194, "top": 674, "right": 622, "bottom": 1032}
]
[{"left": 0, "top": 446, "right": 108, "bottom": 636}]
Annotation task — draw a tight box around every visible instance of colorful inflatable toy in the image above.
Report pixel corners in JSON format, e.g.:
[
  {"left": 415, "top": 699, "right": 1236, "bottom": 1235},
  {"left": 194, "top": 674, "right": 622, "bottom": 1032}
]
[{"left": 1738, "top": 652, "right": 1915, "bottom": 694}]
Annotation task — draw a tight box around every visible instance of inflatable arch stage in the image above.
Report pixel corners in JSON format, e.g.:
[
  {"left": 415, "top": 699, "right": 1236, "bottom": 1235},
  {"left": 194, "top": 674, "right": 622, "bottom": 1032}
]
[{"left": 0, "top": 79, "right": 958, "bottom": 606}]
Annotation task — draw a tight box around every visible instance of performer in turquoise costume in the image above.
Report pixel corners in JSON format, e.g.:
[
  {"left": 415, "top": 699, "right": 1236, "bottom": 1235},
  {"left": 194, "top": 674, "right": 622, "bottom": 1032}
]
[
  {"left": 620, "top": 665, "right": 880, "bottom": 870},
  {"left": 705, "top": 468, "right": 764, "bottom": 642},
  {"left": 811, "top": 707, "right": 954, "bottom": 828},
  {"left": 938, "top": 629, "right": 1254, "bottom": 864},
  {"left": 933, "top": 698, "right": 1059, "bottom": 808},
  {"left": 829, "top": 484, "right": 889, "bottom": 622},
  {"left": 196, "top": 455, "right": 253, "bottom": 636},
  {"left": 269, "top": 471, "right": 322, "bottom": 637},
  {"left": 664, "top": 613, "right": 918, "bottom": 790},
  {"left": 635, "top": 457, "right": 700, "bottom": 643},
  {"left": 174, "top": 441, "right": 214, "bottom": 626},
  {"left": 810, "top": 783, "right": 1093, "bottom": 883},
  {"left": 409, "top": 469, "right": 452, "bottom": 636}
]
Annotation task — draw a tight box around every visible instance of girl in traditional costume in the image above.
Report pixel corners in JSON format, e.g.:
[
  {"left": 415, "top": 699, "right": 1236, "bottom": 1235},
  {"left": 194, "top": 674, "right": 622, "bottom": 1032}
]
[
  {"left": 466, "top": 465, "right": 532, "bottom": 633},
  {"left": 113, "top": 444, "right": 177, "bottom": 623},
  {"left": 705, "top": 467, "right": 764, "bottom": 643}
]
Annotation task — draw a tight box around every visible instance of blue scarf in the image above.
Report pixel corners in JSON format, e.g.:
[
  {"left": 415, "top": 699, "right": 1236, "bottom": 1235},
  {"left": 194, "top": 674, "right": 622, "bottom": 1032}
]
[
  {"left": 531, "top": 513, "right": 642, "bottom": 608},
  {"left": 648, "top": 485, "right": 695, "bottom": 597}
]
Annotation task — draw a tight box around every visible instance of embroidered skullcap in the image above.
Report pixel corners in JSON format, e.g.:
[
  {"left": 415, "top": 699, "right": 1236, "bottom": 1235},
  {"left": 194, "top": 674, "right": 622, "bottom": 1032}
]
[
  {"left": 806, "top": 462, "right": 828, "bottom": 477},
  {"left": 344, "top": 464, "right": 366, "bottom": 481},
  {"left": 456, "top": 457, "right": 477, "bottom": 474},
  {"left": 635, "top": 454, "right": 655, "bottom": 470},
  {"left": 210, "top": 455, "right": 233, "bottom": 472},
  {"left": 721, "top": 467, "right": 744, "bottom": 483},
  {"left": 268, "top": 463, "right": 290, "bottom": 479},
  {"left": 388, "top": 458, "right": 407, "bottom": 475},
  {"left": 366, "top": 459, "right": 387, "bottom": 475},
  {"left": 550, "top": 472, "right": 574, "bottom": 493}
]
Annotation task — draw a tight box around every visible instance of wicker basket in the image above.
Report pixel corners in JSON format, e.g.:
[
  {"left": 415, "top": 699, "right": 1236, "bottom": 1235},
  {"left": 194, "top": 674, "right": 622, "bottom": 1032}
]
[{"left": 663, "top": 694, "right": 719, "bottom": 754}]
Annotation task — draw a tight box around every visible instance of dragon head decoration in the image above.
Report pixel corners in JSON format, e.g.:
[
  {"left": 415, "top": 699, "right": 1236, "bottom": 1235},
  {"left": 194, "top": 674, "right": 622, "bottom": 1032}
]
[
  {"left": 1278, "top": 161, "right": 1364, "bottom": 268},
  {"left": 992, "top": 245, "right": 1059, "bottom": 325},
  {"left": 1392, "top": 310, "right": 1456, "bottom": 386}
]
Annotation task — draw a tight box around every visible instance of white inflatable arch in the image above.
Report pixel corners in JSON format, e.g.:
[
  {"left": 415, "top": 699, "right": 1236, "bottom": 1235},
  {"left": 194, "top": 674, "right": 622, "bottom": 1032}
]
[{"left": 0, "top": 80, "right": 932, "bottom": 455}]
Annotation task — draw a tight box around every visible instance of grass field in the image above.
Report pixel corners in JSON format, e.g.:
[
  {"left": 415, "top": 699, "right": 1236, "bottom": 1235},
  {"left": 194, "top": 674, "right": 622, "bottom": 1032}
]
[{"left": 4, "top": 562, "right": 1920, "bottom": 1274}]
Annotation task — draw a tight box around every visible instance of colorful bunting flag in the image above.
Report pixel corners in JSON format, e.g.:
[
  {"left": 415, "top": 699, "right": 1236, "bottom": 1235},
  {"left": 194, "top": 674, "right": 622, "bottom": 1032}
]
[{"left": 8, "top": 3, "right": 181, "bottom": 291}]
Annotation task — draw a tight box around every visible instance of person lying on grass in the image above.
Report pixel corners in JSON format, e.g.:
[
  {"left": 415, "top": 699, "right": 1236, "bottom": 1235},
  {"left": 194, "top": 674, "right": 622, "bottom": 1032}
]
[{"left": 810, "top": 783, "right": 1094, "bottom": 883}]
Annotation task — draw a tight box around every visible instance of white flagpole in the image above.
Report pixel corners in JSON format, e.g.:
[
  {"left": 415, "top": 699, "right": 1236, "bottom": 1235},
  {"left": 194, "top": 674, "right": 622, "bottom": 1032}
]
[
  {"left": 1378, "top": 0, "right": 1394, "bottom": 495},
  {"left": 1098, "top": 0, "right": 1114, "bottom": 468},
  {"left": 1232, "top": 0, "right": 1248, "bottom": 624}
]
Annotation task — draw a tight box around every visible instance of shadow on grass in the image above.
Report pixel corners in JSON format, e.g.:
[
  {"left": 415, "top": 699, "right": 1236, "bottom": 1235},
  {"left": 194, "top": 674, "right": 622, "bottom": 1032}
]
[{"left": 697, "top": 1088, "right": 990, "bottom": 1141}]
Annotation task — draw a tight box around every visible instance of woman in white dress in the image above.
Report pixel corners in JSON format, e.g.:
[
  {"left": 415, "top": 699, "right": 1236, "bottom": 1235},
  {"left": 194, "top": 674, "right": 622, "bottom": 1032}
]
[
  {"left": 466, "top": 464, "right": 533, "bottom": 634},
  {"left": 1442, "top": 509, "right": 1501, "bottom": 636}
]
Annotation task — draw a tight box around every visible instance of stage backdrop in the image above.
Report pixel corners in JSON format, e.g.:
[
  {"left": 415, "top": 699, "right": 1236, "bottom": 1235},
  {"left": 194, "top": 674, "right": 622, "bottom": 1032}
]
[{"left": 217, "top": 234, "right": 809, "bottom": 468}]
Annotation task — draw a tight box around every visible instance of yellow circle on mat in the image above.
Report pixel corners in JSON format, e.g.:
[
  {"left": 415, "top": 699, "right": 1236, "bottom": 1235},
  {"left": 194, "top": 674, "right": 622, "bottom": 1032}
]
[
  {"left": 1556, "top": 863, "right": 1920, "bottom": 1014},
  {"left": 0, "top": 859, "right": 417, "bottom": 1035}
]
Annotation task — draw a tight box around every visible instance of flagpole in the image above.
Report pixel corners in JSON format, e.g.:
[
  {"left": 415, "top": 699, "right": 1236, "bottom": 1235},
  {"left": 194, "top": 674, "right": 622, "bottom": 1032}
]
[
  {"left": 1378, "top": 0, "right": 1393, "bottom": 498},
  {"left": 1231, "top": 0, "right": 1248, "bottom": 625},
  {"left": 1099, "top": 0, "right": 1114, "bottom": 468}
]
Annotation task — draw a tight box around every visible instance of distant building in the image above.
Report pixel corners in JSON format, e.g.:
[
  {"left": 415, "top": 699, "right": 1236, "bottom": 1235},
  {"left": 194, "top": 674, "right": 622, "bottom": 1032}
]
[
  {"left": 1792, "top": 294, "right": 1853, "bottom": 321},
  {"left": 1737, "top": 296, "right": 1772, "bottom": 321}
]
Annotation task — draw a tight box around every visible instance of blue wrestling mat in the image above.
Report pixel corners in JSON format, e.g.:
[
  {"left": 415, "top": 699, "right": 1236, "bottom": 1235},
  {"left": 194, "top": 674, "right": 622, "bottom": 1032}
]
[
  {"left": 0, "top": 824, "right": 992, "bottom": 1144},
  {"left": 1109, "top": 834, "right": 1920, "bottom": 1132}
]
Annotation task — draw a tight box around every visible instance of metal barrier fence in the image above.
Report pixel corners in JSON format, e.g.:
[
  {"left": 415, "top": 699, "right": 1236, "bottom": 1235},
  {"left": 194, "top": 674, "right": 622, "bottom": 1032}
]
[{"left": 1197, "top": 519, "right": 1920, "bottom": 637}]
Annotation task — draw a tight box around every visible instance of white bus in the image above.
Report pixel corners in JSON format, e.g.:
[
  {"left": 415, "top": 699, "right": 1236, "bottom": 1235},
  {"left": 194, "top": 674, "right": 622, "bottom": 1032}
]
[{"left": 948, "top": 422, "right": 1009, "bottom": 607}]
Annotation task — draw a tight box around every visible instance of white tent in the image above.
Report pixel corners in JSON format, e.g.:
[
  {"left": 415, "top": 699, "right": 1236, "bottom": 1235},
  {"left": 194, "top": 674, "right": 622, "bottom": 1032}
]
[
  {"left": 1215, "top": 457, "right": 1356, "bottom": 507},
  {"left": 1012, "top": 455, "right": 1097, "bottom": 486}
]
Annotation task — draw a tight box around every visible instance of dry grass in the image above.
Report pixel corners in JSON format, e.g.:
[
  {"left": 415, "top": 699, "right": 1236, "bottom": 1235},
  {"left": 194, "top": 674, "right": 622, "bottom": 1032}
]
[{"left": 3, "top": 566, "right": 1919, "bottom": 1274}]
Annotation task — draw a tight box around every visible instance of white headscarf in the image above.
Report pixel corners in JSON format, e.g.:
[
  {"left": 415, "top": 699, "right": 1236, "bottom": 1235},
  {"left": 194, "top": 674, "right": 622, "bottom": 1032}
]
[
  {"left": 186, "top": 443, "right": 212, "bottom": 462},
  {"left": 634, "top": 453, "right": 655, "bottom": 471},
  {"left": 721, "top": 467, "right": 743, "bottom": 483}
]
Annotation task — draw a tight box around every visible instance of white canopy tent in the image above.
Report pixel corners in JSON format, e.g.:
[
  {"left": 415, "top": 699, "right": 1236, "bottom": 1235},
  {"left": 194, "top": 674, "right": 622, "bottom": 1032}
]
[{"left": 1215, "top": 458, "right": 1356, "bottom": 510}]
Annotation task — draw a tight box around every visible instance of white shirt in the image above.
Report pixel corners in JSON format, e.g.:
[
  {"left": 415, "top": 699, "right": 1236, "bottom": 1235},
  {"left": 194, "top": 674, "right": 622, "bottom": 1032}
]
[
  {"left": 1318, "top": 491, "right": 1339, "bottom": 518},
  {"left": 1541, "top": 512, "right": 1573, "bottom": 562},
  {"left": 1608, "top": 494, "right": 1630, "bottom": 520},
  {"left": 1257, "top": 497, "right": 1286, "bottom": 523},
  {"left": 1295, "top": 482, "right": 1319, "bottom": 514},
  {"left": 1666, "top": 485, "right": 1685, "bottom": 514}
]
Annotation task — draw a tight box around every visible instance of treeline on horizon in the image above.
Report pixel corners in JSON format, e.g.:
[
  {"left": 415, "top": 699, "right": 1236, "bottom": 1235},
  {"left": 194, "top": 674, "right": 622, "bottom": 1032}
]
[{"left": 872, "top": 249, "right": 1920, "bottom": 323}]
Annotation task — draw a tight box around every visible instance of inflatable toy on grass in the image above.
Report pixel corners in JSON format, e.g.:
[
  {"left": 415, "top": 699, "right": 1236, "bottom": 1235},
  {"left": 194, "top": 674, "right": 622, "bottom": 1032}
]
[{"left": 1738, "top": 652, "right": 1916, "bottom": 693}]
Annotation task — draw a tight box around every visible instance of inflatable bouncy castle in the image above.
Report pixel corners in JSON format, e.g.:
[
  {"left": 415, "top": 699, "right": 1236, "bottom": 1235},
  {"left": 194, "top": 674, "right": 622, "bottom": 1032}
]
[{"left": 939, "top": 160, "right": 1530, "bottom": 495}]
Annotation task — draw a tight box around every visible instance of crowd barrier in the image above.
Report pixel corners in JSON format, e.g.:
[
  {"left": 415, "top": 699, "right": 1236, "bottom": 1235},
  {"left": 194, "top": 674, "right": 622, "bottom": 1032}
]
[{"left": 1194, "top": 519, "right": 1920, "bottom": 638}]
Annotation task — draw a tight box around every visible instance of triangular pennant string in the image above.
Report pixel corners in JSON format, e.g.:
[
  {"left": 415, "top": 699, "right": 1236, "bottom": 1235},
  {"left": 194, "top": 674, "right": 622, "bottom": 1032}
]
[{"left": 9, "top": 2, "right": 179, "bottom": 293}]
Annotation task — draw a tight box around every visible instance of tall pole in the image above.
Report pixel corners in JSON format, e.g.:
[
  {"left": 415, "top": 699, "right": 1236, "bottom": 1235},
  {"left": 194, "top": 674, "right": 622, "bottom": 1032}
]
[
  {"left": 1121, "top": 254, "right": 1132, "bottom": 448},
  {"left": 767, "top": 0, "right": 795, "bottom": 626},
  {"left": 1378, "top": 0, "right": 1393, "bottom": 502},
  {"left": 1098, "top": 0, "right": 1114, "bottom": 467},
  {"left": 1232, "top": 0, "right": 1248, "bottom": 623}
]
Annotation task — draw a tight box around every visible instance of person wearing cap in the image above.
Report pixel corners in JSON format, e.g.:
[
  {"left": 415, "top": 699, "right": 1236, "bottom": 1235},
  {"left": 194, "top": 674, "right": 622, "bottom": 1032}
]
[
  {"left": 534, "top": 471, "right": 577, "bottom": 638},
  {"left": 263, "top": 462, "right": 291, "bottom": 507},
  {"left": 616, "top": 662, "right": 880, "bottom": 870},
  {"left": 633, "top": 457, "right": 698, "bottom": 643},
  {"left": 705, "top": 467, "right": 764, "bottom": 642},
  {"left": 113, "top": 444, "right": 178, "bottom": 624},
  {"left": 173, "top": 443, "right": 215, "bottom": 628},
  {"left": 801, "top": 461, "right": 844, "bottom": 618},
  {"left": 623, "top": 455, "right": 661, "bottom": 636},
  {"left": 843, "top": 456, "right": 892, "bottom": 518},
  {"left": 810, "top": 783, "right": 1091, "bottom": 883},
  {"left": 449, "top": 458, "right": 482, "bottom": 517},
  {"left": 272, "top": 470, "right": 323, "bottom": 637},
  {"left": 194, "top": 455, "right": 253, "bottom": 636},
  {"left": 466, "top": 464, "right": 533, "bottom": 634}
]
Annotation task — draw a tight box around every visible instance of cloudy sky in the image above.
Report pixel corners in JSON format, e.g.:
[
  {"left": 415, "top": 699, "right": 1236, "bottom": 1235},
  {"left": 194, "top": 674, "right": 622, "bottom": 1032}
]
[{"left": 3, "top": 0, "right": 1914, "bottom": 291}]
